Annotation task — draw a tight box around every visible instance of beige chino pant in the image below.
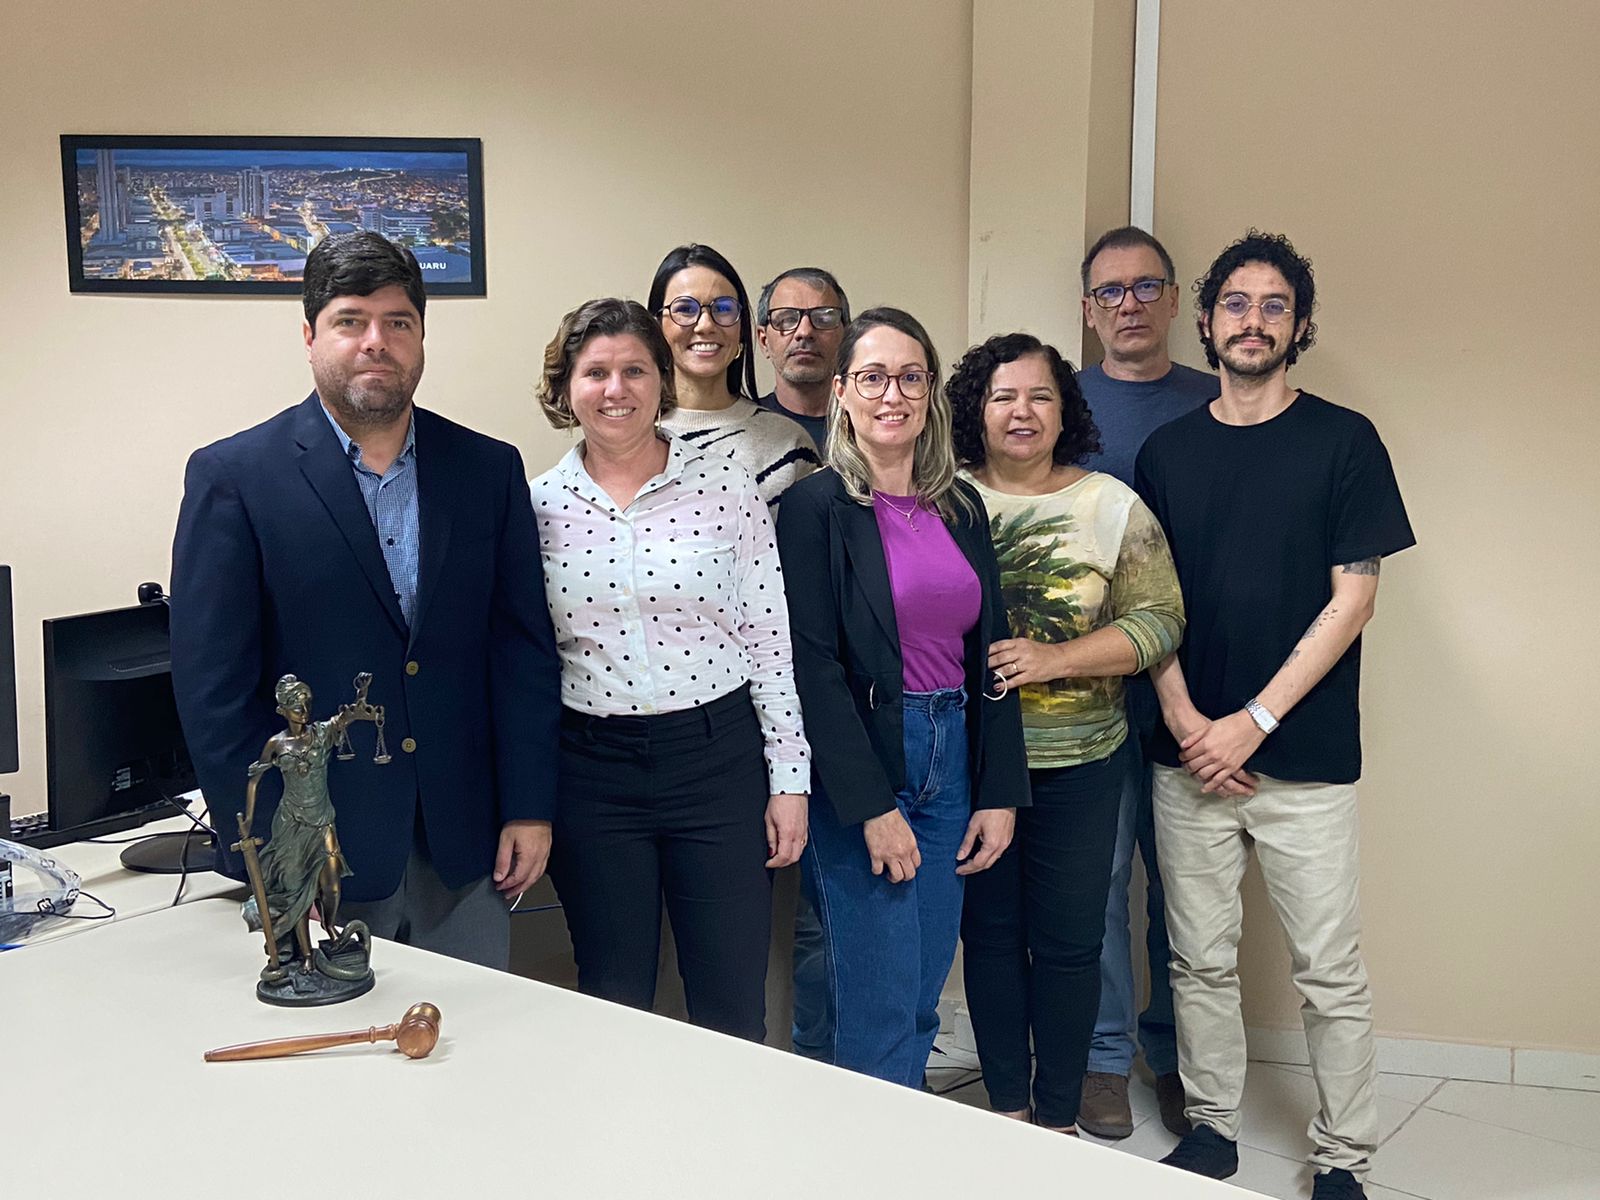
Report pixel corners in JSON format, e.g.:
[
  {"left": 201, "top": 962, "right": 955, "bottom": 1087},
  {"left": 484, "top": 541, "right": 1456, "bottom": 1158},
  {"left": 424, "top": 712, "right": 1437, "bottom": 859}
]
[{"left": 1152, "top": 766, "right": 1380, "bottom": 1176}]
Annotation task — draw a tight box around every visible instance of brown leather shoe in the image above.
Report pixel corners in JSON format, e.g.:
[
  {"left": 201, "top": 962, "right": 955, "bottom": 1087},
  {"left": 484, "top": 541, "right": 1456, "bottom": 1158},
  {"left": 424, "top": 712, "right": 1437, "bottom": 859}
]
[
  {"left": 1077, "top": 1071, "right": 1134, "bottom": 1139},
  {"left": 1156, "top": 1071, "right": 1193, "bottom": 1135}
]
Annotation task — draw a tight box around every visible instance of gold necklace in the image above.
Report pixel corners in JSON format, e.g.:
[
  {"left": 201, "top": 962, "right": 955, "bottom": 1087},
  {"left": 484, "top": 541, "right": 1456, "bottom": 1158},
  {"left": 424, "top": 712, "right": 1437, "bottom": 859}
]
[{"left": 873, "top": 490, "right": 920, "bottom": 529}]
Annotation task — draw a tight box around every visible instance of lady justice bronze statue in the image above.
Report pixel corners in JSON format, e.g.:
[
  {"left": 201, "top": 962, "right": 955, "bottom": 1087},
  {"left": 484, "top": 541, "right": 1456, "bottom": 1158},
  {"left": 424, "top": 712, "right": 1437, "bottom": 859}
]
[{"left": 235, "top": 672, "right": 389, "bottom": 1005}]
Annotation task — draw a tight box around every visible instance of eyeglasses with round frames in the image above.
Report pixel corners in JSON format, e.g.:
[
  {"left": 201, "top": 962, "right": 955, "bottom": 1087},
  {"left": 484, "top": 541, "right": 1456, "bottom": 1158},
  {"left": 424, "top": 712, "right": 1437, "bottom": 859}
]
[
  {"left": 1219, "top": 293, "right": 1292, "bottom": 322},
  {"left": 1089, "top": 278, "right": 1168, "bottom": 309},
  {"left": 662, "top": 295, "right": 742, "bottom": 327},
  {"left": 765, "top": 306, "right": 844, "bottom": 333},
  {"left": 1216, "top": 296, "right": 1292, "bottom": 324},
  {"left": 843, "top": 369, "right": 932, "bottom": 401}
]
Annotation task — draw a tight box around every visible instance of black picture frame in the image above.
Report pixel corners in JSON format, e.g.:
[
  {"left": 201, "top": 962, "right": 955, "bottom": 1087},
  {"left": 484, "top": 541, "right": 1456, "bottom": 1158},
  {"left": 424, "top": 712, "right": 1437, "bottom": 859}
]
[{"left": 60, "top": 134, "right": 486, "bottom": 297}]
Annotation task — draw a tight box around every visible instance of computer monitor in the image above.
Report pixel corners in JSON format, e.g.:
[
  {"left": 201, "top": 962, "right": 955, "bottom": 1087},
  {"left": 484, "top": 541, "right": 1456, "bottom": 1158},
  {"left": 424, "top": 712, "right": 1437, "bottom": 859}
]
[
  {"left": 0, "top": 566, "right": 18, "bottom": 777},
  {"left": 1, "top": 567, "right": 16, "bottom": 848},
  {"left": 41, "top": 594, "right": 209, "bottom": 872}
]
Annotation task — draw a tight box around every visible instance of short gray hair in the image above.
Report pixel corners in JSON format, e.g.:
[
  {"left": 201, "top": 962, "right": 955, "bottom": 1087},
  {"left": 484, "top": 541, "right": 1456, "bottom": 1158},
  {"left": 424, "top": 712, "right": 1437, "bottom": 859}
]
[{"left": 756, "top": 267, "right": 851, "bottom": 326}]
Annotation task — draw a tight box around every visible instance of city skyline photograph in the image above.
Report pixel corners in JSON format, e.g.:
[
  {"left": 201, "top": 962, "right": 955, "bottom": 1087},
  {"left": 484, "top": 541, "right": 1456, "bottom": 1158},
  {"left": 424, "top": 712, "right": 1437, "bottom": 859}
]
[{"left": 60, "top": 135, "right": 486, "bottom": 296}]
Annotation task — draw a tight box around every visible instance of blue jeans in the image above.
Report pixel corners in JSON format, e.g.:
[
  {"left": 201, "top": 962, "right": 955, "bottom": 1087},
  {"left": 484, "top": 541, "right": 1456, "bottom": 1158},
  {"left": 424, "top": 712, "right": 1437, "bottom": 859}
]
[
  {"left": 802, "top": 688, "right": 971, "bottom": 1087},
  {"left": 790, "top": 870, "right": 833, "bottom": 1060},
  {"left": 1089, "top": 679, "right": 1179, "bottom": 1076}
]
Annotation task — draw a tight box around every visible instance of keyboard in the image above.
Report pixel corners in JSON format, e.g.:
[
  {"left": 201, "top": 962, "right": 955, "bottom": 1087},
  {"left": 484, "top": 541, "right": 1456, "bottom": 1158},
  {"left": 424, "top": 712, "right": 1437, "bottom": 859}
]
[
  {"left": 9, "top": 811, "right": 50, "bottom": 840},
  {"left": 8, "top": 797, "right": 198, "bottom": 850}
]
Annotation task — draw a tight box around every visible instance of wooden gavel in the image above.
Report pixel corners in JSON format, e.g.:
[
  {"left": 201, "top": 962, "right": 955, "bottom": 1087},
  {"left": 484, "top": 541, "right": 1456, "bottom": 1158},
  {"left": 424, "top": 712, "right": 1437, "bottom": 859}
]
[{"left": 204, "top": 1002, "right": 442, "bottom": 1062}]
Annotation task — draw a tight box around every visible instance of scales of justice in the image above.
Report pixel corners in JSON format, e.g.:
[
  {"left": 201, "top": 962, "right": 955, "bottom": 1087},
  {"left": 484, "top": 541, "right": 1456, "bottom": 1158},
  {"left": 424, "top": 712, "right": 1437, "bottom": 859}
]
[{"left": 234, "top": 671, "right": 391, "bottom": 1006}]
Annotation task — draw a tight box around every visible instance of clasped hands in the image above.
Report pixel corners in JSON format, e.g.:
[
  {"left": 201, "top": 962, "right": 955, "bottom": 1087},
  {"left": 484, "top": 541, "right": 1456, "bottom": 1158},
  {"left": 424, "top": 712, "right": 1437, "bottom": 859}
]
[{"left": 1169, "top": 708, "right": 1264, "bottom": 796}]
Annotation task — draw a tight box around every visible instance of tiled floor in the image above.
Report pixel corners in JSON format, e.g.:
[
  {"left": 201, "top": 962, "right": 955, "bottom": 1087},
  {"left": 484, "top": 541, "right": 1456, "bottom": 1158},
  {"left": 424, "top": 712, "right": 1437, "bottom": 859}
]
[{"left": 927, "top": 1046, "right": 1600, "bottom": 1199}]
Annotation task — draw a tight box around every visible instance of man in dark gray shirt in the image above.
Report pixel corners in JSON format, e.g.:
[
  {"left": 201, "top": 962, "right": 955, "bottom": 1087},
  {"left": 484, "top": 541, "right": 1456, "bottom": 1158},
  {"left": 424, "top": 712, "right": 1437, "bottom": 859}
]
[
  {"left": 1075, "top": 227, "right": 1215, "bottom": 1140},
  {"left": 753, "top": 265, "right": 850, "bottom": 1059},
  {"left": 755, "top": 266, "right": 850, "bottom": 455}
]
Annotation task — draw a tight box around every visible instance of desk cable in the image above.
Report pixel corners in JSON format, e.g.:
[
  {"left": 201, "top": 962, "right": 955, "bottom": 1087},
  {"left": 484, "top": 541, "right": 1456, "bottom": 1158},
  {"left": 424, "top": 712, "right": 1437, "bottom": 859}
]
[
  {"left": 0, "top": 889, "right": 117, "bottom": 950},
  {"left": 159, "top": 793, "right": 215, "bottom": 908},
  {"left": 84, "top": 794, "right": 216, "bottom": 907}
]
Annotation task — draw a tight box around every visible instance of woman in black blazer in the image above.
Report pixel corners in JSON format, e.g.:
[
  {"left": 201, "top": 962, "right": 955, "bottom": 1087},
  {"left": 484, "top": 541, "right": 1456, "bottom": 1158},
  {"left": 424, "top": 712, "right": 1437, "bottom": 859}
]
[{"left": 775, "top": 307, "right": 1029, "bottom": 1088}]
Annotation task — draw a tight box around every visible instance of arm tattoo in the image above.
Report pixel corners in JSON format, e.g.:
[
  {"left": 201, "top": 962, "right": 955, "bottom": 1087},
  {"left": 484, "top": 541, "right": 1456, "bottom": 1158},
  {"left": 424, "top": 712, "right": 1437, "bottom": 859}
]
[
  {"left": 1286, "top": 607, "right": 1339, "bottom": 665},
  {"left": 1301, "top": 609, "right": 1338, "bottom": 641},
  {"left": 1289, "top": 561, "right": 1376, "bottom": 662}
]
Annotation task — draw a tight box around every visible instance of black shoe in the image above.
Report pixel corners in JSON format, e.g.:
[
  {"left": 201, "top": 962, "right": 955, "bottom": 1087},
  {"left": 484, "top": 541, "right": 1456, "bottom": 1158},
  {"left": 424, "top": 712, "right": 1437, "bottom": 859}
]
[
  {"left": 1159, "top": 1124, "right": 1239, "bottom": 1180},
  {"left": 1311, "top": 1168, "right": 1366, "bottom": 1199}
]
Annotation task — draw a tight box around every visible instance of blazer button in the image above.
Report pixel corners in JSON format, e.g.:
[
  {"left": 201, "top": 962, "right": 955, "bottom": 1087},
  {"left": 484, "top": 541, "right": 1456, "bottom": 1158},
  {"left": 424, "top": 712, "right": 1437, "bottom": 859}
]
[
  {"left": 401, "top": 737, "right": 417, "bottom": 753},
  {"left": 405, "top": 660, "right": 420, "bottom": 676}
]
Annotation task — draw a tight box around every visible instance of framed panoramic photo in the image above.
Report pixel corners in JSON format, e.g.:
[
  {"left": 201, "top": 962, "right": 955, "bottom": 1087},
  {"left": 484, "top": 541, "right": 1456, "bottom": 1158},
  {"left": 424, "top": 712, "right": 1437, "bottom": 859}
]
[{"left": 60, "top": 135, "right": 486, "bottom": 296}]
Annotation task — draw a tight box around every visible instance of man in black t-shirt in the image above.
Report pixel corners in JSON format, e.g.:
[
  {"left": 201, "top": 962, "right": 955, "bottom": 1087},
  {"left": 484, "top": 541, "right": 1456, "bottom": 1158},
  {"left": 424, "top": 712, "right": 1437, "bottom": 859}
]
[{"left": 1135, "top": 232, "right": 1414, "bottom": 1200}]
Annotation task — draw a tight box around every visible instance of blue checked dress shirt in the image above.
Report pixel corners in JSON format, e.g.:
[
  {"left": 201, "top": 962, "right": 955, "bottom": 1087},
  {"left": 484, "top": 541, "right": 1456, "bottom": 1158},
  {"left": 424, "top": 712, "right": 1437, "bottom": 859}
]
[{"left": 320, "top": 402, "right": 420, "bottom": 625}]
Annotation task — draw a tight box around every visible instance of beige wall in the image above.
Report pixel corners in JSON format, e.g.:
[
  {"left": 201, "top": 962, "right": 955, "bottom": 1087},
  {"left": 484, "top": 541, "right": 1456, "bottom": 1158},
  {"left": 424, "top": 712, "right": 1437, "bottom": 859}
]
[
  {"left": 968, "top": 0, "right": 1132, "bottom": 358},
  {"left": 0, "top": 0, "right": 975, "bottom": 811},
  {"left": 1153, "top": 3, "right": 1600, "bottom": 1052},
  {"left": 4, "top": 0, "right": 1594, "bottom": 1058}
]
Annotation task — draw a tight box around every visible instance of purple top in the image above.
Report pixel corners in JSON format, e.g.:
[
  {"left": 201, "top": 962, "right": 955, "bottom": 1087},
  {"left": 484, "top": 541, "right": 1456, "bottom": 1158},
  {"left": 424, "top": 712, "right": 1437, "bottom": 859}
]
[{"left": 873, "top": 493, "right": 981, "bottom": 692}]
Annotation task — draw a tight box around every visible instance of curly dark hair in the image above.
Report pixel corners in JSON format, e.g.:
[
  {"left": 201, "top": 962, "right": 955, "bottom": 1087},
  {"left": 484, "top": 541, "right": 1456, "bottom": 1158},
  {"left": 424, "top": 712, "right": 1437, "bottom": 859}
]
[
  {"left": 1194, "top": 229, "right": 1318, "bottom": 369},
  {"left": 946, "top": 333, "right": 1100, "bottom": 470}
]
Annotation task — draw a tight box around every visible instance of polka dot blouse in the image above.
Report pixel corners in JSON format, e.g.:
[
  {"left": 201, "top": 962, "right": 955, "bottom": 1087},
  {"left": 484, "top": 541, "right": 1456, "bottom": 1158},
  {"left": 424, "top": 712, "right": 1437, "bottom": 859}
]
[{"left": 529, "top": 436, "right": 810, "bottom": 795}]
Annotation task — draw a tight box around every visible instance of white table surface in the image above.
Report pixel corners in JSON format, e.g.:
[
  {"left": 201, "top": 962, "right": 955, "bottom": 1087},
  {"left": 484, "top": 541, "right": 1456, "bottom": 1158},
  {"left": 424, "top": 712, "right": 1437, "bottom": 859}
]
[
  {"left": 5, "top": 897, "right": 1254, "bottom": 1199},
  {"left": 12, "top": 802, "right": 244, "bottom": 945}
]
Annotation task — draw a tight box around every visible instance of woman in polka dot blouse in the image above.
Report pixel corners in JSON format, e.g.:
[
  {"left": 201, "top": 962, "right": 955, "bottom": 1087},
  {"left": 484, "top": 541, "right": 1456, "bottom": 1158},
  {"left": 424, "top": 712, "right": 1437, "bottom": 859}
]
[
  {"left": 775, "top": 307, "right": 1030, "bottom": 1088},
  {"left": 529, "top": 297, "right": 810, "bottom": 1042}
]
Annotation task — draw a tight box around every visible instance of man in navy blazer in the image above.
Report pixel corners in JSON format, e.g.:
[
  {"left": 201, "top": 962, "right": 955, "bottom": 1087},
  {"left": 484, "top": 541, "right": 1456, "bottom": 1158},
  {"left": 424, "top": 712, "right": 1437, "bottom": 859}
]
[{"left": 171, "top": 232, "right": 560, "bottom": 969}]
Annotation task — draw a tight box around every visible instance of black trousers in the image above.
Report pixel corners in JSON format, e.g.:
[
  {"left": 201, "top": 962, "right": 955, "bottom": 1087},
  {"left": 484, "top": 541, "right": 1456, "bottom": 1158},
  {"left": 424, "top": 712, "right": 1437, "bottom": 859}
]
[
  {"left": 960, "top": 738, "right": 1129, "bottom": 1126},
  {"left": 549, "top": 686, "right": 773, "bottom": 1041}
]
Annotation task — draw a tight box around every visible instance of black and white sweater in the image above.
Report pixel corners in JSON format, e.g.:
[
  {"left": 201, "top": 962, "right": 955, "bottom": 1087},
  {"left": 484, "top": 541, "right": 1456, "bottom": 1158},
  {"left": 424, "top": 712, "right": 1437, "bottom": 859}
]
[{"left": 660, "top": 398, "right": 822, "bottom": 506}]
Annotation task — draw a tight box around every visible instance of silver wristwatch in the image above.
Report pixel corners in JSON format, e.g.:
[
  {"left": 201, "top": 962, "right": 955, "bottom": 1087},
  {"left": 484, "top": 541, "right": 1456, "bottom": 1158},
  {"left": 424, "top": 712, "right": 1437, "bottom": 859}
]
[{"left": 1245, "top": 697, "right": 1279, "bottom": 734}]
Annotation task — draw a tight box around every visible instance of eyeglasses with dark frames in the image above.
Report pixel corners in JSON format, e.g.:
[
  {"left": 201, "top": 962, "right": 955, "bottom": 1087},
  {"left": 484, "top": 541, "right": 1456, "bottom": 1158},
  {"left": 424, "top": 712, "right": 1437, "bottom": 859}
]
[
  {"left": 765, "top": 306, "right": 844, "bottom": 333},
  {"left": 843, "top": 369, "right": 933, "bottom": 401},
  {"left": 661, "top": 295, "right": 742, "bottom": 327},
  {"left": 1089, "top": 278, "right": 1169, "bottom": 309},
  {"left": 1219, "top": 294, "right": 1292, "bottom": 322}
]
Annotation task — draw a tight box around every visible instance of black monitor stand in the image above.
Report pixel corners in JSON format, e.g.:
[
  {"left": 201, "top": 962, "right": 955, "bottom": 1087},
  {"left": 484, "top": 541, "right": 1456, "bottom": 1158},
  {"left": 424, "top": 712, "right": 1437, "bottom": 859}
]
[{"left": 120, "top": 829, "right": 215, "bottom": 874}]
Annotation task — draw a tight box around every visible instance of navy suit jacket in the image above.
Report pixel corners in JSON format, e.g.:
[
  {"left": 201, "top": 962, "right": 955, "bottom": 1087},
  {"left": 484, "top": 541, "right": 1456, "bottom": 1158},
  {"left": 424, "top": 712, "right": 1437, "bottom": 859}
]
[
  {"left": 775, "top": 469, "right": 1030, "bottom": 827},
  {"left": 170, "top": 394, "right": 561, "bottom": 902}
]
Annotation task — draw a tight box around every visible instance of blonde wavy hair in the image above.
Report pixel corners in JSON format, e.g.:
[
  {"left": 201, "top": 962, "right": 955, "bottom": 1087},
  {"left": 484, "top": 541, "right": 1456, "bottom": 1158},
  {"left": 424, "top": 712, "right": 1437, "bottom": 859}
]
[{"left": 825, "top": 306, "right": 974, "bottom": 521}]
